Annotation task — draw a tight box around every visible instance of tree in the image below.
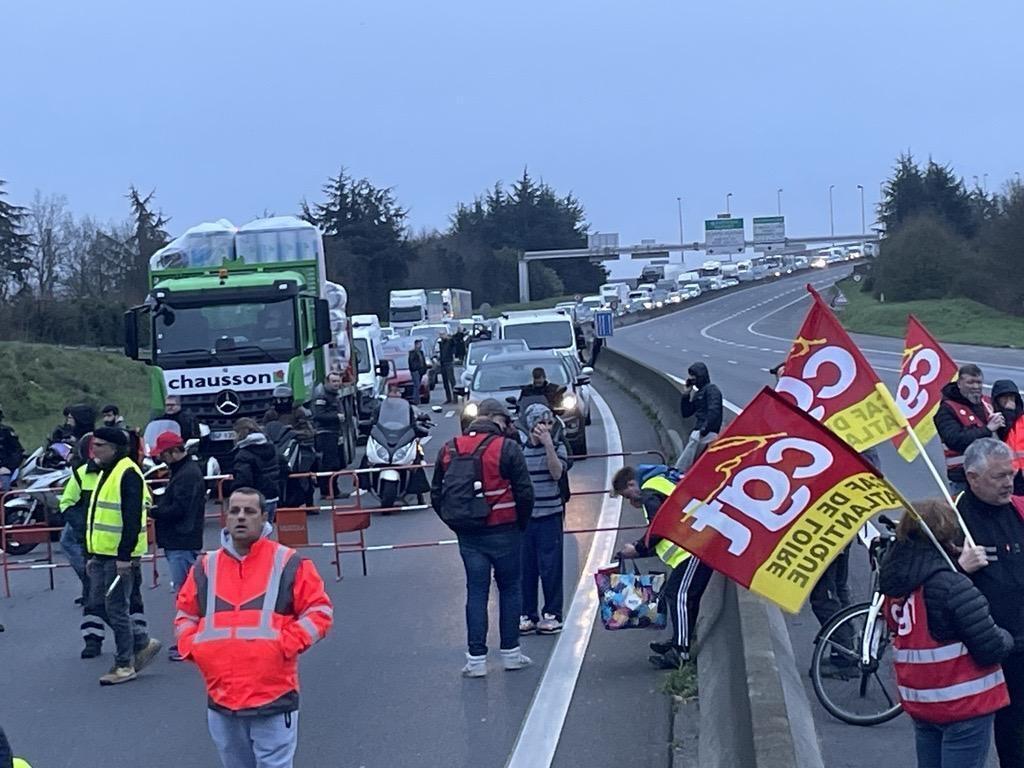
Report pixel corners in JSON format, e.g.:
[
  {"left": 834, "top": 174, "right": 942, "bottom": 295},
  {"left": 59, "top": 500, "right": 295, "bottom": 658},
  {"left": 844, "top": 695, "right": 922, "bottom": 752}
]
[
  {"left": 27, "top": 191, "right": 72, "bottom": 300},
  {"left": 302, "top": 168, "right": 414, "bottom": 314},
  {"left": 0, "top": 179, "right": 33, "bottom": 301},
  {"left": 124, "top": 187, "right": 170, "bottom": 301},
  {"left": 970, "top": 183, "right": 1024, "bottom": 314},
  {"left": 874, "top": 213, "right": 968, "bottom": 302},
  {"left": 880, "top": 154, "right": 974, "bottom": 239}
]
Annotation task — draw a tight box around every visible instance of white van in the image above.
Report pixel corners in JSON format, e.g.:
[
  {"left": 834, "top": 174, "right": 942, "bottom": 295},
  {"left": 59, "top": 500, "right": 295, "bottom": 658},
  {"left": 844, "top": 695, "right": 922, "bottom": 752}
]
[{"left": 498, "top": 310, "right": 578, "bottom": 360}]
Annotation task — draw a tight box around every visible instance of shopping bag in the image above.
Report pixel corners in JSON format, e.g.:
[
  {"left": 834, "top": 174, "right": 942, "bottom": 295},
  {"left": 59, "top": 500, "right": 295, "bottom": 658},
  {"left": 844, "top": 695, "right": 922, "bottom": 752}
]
[{"left": 594, "top": 560, "right": 666, "bottom": 630}]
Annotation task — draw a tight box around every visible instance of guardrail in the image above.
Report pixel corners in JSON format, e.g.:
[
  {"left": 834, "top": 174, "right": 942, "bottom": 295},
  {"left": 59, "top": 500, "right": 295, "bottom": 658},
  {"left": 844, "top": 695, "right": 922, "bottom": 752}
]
[{"left": 598, "top": 343, "right": 825, "bottom": 768}]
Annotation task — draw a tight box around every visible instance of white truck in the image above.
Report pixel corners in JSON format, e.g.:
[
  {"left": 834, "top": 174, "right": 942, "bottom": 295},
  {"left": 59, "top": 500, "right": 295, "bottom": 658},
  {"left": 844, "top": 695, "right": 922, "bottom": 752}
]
[
  {"left": 600, "top": 282, "right": 630, "bottom": 308},
  {"left": 389, "top": 289, "right": 428, "bottom": 331}
]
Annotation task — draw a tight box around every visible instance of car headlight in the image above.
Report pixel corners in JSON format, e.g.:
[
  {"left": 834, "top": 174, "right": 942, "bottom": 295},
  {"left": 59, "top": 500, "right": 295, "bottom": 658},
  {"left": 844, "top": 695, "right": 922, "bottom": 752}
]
[
  {"left": 561, "top": 393, "right": 578, "bottom": 411},
  {"left": 464, "top": 402, "right": 479, "bottom": 419}
]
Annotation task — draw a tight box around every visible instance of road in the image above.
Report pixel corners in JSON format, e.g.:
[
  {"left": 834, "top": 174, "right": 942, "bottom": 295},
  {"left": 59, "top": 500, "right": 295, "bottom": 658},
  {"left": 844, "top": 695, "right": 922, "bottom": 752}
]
[
  {"left": 610, "top": 265, "right": 1024, "bottom": 767},
  {"left": 0, "top": 376, "right": 677, "bottom": 767}
]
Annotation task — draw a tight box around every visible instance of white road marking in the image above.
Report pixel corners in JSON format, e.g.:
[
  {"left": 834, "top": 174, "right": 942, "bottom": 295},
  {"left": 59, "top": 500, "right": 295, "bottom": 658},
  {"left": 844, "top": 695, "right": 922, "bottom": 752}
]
[
  {"left": 506, "top": 389, "right": 623, "bottom": 768},
  {"left": 727, "top": 360, "right": 738, "bottom": 365}
]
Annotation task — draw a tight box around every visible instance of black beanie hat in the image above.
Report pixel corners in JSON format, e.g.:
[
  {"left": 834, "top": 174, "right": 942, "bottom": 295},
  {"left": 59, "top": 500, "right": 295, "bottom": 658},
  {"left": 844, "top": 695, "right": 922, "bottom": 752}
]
[{"left": 93, "top": 426, "right": 129, "bottom": 447}]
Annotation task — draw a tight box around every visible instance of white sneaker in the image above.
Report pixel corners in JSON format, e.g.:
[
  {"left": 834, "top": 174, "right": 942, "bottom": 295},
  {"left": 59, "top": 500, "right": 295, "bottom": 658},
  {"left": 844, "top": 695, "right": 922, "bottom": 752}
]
[
  {"left": 461, "top": 653, "right": 487, "bottom": 678},
  {"left": 501, "top": 647, "right": 533, "bottom": 671},
  {"left": 537, "top": 614, "right": 563, "bottom": 635},
  {"left": 519, "top": 616, "right": 537, "bottom": 634}
]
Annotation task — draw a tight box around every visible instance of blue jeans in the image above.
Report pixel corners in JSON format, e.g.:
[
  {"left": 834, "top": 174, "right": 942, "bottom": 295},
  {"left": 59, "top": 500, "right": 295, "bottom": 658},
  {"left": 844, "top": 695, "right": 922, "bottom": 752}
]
[
  {"left": 60, "top": 523, "right": 88, "bottom": 595},
  {"left": 913, "top": 714, "right": 994, "bottom": 768},
  {"left": 521, "top": 513, "right": 564, "bottom": 621},
  {"left": 457, "top": 529, "right": 522, "bottom": 656},
  {"left": 410, "top": 371, "right": 423, "bottom": 404},
  {"left": 165, "top": 549, "right": 197, "bottom": 594}
]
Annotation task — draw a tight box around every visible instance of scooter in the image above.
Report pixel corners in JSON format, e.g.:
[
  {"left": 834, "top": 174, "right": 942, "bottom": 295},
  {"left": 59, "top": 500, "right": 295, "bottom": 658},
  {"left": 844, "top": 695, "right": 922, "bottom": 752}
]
[
  {"left": 2, "top": 441, "right": 75, "bottom": 556},
  {"left": 364, "top": 397, "right": 433, "bottom": 511}
]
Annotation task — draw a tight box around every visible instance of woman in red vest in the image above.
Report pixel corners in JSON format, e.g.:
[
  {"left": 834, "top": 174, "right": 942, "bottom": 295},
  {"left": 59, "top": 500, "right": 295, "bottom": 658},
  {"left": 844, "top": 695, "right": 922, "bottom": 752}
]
[{"left": 880, "top": 500, "right": 1015, "bottom": 768}]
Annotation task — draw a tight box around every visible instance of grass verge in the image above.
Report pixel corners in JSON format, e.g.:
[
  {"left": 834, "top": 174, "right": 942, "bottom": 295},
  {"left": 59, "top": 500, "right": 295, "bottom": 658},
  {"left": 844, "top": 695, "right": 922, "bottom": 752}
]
[
  {"left": 837, "top": 278, "right": 1024, "bottom": 347},
  {"left": 662, "top": 659, "right": 698, "bottom": 699},
  {"left": 0, "top": 342, "right": 150, "bottom": 448}
]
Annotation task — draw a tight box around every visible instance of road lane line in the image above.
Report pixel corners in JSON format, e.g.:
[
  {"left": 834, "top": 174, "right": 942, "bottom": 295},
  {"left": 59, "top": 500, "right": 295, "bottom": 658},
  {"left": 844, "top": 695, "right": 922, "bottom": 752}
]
[{"left": 505, "top": 389, "right": 622, "bottom": 768}]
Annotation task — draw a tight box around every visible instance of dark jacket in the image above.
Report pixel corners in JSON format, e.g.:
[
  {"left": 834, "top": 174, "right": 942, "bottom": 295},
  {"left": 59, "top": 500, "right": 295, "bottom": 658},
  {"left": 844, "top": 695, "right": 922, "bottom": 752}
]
[
  {"left": 438, "top": 338, "right": 456, "bottom": 365},
  {"left": 230, "top": 433, "right": 281, "bottom": 501},
  {"left": 309, "top": 383, "right": 341, "bottom": 435},
  {"left": 879, "top": 537, "right": 1014, "bottom": 667},
  {"left": 161, "top": 409, "right": 200, "bottom": 440},
  {"left": 519, "top": 382, "right": 564, "bottom": 408},
  {"left": 408, "top": 348, "right": 428, "bottom": 375},
  {"left": 992, "top": 379, "right": 1023, "bottom": 440},
  {"left": 430, "top": 419, "right": 534, "bottom": 531},
  {"left": 679, "top": 362, "right": 723, "bottom": 436},
  {"left": 958, "top": 489, "right": 1024, "bottom": 637},
  {"left": 52, "top": 403, "right": 97, "bottom": 443},
  {"left": 150, "top": 455, "right": 206, "bottom": 551},
  {"left": 934, "top": 382, "right": 992, "bottom": 483},
  {"left": 0, "top": 424, "right": 24, "bottom": 472}
]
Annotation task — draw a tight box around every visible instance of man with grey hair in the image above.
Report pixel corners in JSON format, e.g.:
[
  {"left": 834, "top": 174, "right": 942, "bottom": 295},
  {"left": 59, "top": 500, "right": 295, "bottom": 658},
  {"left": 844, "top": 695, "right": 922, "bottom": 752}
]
[{"left": 957, "top": 437, "right": 1024, "bottom": 765}]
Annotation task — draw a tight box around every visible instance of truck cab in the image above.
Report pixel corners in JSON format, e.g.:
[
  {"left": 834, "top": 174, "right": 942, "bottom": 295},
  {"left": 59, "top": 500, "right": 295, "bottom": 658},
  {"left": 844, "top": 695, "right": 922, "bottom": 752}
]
[{"left": 389, "top": 289, "right": 428, "bottom": 331}]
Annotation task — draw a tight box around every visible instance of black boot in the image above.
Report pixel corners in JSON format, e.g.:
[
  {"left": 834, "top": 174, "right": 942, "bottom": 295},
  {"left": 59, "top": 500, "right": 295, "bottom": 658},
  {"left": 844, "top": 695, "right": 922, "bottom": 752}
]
[{"left": 81, "top": 640, "right": 102, "bottom": 659}]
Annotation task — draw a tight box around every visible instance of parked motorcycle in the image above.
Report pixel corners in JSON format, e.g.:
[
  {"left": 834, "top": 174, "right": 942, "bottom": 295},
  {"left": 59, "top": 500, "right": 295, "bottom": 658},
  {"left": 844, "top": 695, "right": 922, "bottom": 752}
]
[
  {"left": 2, "top": 441, "right": 75, "bottom": 556},
  {"left": 364, "top": 397, "right": 432, "bottom": 510}
]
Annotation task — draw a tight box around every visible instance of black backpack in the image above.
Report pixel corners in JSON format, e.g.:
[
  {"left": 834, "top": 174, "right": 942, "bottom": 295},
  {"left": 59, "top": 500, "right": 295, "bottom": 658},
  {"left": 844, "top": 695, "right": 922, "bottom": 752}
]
[{"left": 439, "top": 435, "right": 498, "bottom": 532}]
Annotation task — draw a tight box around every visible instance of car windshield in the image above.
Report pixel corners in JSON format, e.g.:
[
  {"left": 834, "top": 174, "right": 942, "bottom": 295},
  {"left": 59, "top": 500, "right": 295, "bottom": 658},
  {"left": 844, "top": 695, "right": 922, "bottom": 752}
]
[
  {"left": 473, "top": 359, "right": 569, "bottom": 391},
  {"left": 502, "top": 321, "right": 573, "bottom": 350},
  {"left": 156, "top": 299, "right": 297, "bottom": 361},
  {"left": 381, "top": 341, "right": 412, "bottom": 372},
  {"left": 467, "top": 341, "right": 526, "bottom": 366},
  {"left": 378, "top": 397, "right": 411, "bottom": 430},
  {"left": 353, "top": 338, "right": 371, "bottom": 374},
  {"left": 409, "top": 326, "right": 445, "bottom": 352}
]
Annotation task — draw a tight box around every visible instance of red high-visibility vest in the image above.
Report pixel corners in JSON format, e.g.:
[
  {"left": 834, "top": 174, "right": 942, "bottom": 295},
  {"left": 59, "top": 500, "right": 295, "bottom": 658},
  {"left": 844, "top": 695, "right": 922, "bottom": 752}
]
[
  {"left": 885, "top": 587, "right": 1009, "bottom": 724},
  {"left": 442, "top": 432, "right": 516, "bottom": 527},
  {"left": 1004, "top": 419, "right": 1024, "bottom": 473},
  {"left": 941, "top": 397, "right": 993, "bottom": 473}
]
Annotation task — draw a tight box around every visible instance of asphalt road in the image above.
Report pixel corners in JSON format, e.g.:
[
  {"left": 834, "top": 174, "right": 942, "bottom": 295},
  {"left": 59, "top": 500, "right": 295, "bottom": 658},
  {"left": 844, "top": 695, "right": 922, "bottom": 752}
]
[
  {"left": 610, "top": 265, "right": 1024, "bottom": 767},
  {"left": 0, "top": 376, "right": 678, "bottom": 767}
]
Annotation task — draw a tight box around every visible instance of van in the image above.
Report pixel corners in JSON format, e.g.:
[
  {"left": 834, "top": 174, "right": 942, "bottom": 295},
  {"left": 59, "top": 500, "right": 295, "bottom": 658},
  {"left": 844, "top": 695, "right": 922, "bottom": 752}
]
[
  {"left": 499, "top": 310, "right": 578, "bottom": 360},
  {"left": 352, "top": 323, "right": 388, "bottom": 433}
]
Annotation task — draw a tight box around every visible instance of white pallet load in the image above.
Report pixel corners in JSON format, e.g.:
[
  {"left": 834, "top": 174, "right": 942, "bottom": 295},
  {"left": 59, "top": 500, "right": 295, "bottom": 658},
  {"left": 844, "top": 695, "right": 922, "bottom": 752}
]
[
  {"left": 150, "top": 219, "right": 237, "bottom": 271},
  {"left": 235, "top": 216, "right": 324, "bottom": 265},
  {"left": 324, "top": 281, "right": 348, "bottom": 312},
  {"left": 330, "top": 309, "right": 351, "bottom": 371}
]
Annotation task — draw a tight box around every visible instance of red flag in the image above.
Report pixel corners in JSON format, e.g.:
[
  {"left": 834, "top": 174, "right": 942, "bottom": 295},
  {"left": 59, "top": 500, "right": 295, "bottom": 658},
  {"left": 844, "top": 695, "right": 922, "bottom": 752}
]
[
  {"left": 775, "top": 285, "right": 906, "bottom": 451},
  {"left": 891, "top": 315, "right": 959, "bottom": 461},
  {"left": 648, "top": 387, "right": 907, "bottom": 613}
]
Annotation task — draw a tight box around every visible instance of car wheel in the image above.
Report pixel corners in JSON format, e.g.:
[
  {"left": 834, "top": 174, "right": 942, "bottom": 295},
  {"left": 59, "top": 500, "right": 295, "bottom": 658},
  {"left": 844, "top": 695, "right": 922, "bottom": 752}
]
[{"left": 570, "top": 429, "right": 588, "bottom": 458}]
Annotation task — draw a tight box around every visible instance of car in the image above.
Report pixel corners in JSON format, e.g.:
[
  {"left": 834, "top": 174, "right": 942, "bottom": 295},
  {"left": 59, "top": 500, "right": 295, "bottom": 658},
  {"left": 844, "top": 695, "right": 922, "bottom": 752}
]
[
  {"left": 380, "top": 338, "right": 431, "bottom": 403},
  {"left": 668, "top": 290, "right": 684, "bottom": 304},
  {"left": 680, "top": 283, "right": 702, "bottom": 299},
  {"left": 408, "top": 323, "right": 450, "bottom": 388},
  {"left": 721, "top": 278, "right": 739, "bottom": 288},
  {"left": 459, "top": 338, "right": 529, "bottom": 388},
  {"left": 458, "top": 350, "right": 593, "bottom": 455}
]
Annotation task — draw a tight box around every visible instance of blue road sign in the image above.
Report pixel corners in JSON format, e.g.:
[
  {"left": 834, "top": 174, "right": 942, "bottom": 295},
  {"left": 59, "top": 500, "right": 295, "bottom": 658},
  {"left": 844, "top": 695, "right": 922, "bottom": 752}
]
[{"left": 594, "top": 309, "right": 614, "bottom": 338}]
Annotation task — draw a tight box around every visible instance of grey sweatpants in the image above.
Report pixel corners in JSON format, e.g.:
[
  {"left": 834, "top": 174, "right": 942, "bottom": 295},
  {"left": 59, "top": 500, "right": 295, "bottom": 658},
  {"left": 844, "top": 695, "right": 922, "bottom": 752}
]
[{"left": 208, "top": 709, "right": 299, "bottom": 768}]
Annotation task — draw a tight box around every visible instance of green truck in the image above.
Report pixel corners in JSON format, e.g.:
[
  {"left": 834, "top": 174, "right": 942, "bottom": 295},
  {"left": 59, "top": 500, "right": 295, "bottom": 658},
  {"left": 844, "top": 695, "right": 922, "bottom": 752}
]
[{"left": 123, "top": 217, "right": 360, "bottom": 469}]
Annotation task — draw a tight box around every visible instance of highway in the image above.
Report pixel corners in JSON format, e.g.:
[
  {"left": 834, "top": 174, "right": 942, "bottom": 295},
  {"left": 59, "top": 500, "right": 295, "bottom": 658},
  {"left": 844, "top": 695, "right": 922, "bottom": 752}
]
[{"left": 610, "top": 265, "right": 1024, "bottom": 767}]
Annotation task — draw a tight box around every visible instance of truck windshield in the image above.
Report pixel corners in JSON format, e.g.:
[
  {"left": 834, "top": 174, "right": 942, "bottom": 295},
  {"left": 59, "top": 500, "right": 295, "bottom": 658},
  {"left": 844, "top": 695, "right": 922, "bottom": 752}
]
[
  {"left": 502, "top": 322, "right": 573, "bottom": 350},
  {"left": 156, "top": 299, "right": 297, "bottom": 362},
  {"left": 390, "top": 306, "right": 424, "bottom": 323}
]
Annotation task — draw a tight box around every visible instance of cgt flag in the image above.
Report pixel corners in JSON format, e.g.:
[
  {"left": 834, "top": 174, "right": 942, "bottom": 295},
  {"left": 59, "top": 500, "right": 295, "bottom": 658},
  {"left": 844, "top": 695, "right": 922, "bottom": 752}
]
[
  {"left": 648, "top": 387, "right": 908, "bottom": 613},
  {"left": 776, "top": 285, "right": 907, "bottom": 451},
  {"left": 891, "top": 315, "right": 959, "bottom": 462}
]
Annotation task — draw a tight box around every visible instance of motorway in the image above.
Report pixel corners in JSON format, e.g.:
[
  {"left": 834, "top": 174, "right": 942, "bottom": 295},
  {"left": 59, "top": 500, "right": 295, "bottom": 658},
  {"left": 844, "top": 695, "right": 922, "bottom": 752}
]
[
  {"left": 0, "top": 373, "right": 675, "bottom": 767},
  {"left": 610, "top": 265, "right": 1024, "bottom": 768}
]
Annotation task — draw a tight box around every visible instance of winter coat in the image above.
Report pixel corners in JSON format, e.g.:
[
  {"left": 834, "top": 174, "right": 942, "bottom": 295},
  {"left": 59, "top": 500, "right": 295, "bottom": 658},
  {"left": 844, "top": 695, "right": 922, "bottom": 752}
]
[
  {"left": 879, "top": 537, "right": 1015, "bottom": 667},
  {"left": 309, "top": 384, "right": 341, "bottom": 435},
  {"left": 934, "top": 381, "right": 992, "bottom": 483},
  {"left": 992, "top": 379, "right": 1023, "bottom": 439},
  {"left": 160, "top": 410, "right": 200, "bottom": 440},
  {"left": 407, "top": 349, "right": 428, "bottom": 375},
  {"left": 0, "top": 424, "right": 24, "bottom": 472},
  {"left": 230, "top": 433, "right": 281, "bottom": 501},
  {"left": 51, "top": 403, "right": 97, "bottom": 443},
  {"left": 150, "top": 455, "right": 206, "bottom": 551},
  {"left": 679, "top": 362, "right": 723, "bottom": 436}
]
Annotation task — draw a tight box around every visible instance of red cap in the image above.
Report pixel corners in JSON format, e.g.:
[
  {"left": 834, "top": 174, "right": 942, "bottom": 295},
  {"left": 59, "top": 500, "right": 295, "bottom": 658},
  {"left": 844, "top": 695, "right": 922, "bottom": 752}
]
[{"left": 151, "top": 431, "right": 184, "bottom": 457}]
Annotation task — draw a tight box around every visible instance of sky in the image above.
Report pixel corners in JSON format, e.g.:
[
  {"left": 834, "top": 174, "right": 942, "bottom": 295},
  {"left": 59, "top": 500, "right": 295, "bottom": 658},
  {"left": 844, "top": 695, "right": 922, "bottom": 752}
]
[{"left": 3, "top": 0, "right": 1021, "bottom": 273}]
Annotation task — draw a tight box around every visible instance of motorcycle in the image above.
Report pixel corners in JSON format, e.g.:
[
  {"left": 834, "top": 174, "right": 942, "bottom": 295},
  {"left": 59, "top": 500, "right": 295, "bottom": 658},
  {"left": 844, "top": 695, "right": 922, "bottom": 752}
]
[
  {"left": 2, "top": 441, "right": 75, "bottom": 556},
  {"left": 364, "top": 397, "right": 433, "bottom": 511}
]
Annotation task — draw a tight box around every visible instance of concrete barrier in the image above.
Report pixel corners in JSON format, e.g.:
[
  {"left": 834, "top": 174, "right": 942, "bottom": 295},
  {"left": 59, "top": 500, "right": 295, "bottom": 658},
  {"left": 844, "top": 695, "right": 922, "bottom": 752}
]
[{"left": 599, "top": 348, "right": 825, "bottom": 768}]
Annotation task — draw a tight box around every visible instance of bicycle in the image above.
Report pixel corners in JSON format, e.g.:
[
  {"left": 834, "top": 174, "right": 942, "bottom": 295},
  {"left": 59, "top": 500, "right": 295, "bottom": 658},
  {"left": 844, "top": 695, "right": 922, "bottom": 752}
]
[{"left": 809, "top": 514, "right": 903, "bottom": 726}]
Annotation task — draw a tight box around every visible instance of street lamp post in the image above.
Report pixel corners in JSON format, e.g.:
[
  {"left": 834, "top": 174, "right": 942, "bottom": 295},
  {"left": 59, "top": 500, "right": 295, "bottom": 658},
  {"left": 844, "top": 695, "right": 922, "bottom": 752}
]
[
  {"left": 828, "top": 184, "right": 835, "bottom": 242},
  {"left": 676, "top": 197, "right": 684, "bottom": 249},
  {"left": 777, "top": 188, "right": 783, "bottom": 215},
  {"left": 856, "top": 184, "right": 865, "bottom": 236},
  {"left": 726, "top": 192, "right": 733, "bottom": 215}
]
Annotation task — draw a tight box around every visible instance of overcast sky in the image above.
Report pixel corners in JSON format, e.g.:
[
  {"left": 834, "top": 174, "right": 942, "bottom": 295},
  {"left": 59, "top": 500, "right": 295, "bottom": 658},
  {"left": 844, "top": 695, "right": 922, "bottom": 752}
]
[{"left": 3, "top": 0, "right": 1020, "bottom": 253}]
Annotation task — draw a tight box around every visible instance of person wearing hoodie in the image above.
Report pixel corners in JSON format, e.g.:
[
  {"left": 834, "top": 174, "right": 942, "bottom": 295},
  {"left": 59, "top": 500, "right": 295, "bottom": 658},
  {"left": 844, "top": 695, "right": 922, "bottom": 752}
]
[
  {"left": 0, "top": 404, "right": 24, "bottom": 493},
  {"left": 175, "top": 487, "right": 333, "bottom": 768},
  {"left": 676, "top": 362, "right": 723, "bottom": 471},
  {"left": 992, "top": 379, "right": 1024, "bottom": 496},
  {"left": 230, "top": 418, "right": 281, "bottom": 522},
  {"left": 51, "top": 404, "right": 96, "bottom": 464},
  {"left": 880, "top": 498, "right": 1014, "bottom": 768},
  {"left": 934, "top": 364, "right": 1001, "bottom": 494}
]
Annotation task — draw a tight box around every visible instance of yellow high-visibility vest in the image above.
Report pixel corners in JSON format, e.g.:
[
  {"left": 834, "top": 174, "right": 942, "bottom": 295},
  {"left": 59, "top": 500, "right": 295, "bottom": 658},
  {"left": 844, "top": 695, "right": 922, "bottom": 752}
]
[
  {"left": 640, "top": 474, "right": 691, "bottom": 569},
  {"left": 86, "top": 457, "right": 149, "bottom": 557}
]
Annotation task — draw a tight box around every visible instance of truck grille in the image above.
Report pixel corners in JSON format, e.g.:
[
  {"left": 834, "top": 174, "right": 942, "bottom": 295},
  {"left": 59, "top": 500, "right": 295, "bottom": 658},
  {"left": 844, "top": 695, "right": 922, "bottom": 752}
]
[{"left": 179, "top": 390, "right": 277, "bottom": 431}]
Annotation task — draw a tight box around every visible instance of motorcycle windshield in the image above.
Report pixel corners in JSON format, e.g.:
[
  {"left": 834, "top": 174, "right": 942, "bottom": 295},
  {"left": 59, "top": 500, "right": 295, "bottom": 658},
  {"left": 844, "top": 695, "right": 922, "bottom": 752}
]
[
  {"left": 377, "top": 398, "right": 412, "bottom": 431},
  {"left": 143, "top": 419, "right": 183, "bottom": 457}
]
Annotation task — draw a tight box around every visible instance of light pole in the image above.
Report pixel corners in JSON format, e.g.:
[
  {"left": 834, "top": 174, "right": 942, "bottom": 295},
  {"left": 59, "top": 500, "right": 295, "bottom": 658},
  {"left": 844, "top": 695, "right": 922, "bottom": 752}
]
[
  {"left": 676, "top": 197, "right": 684, "bottom": 249},
  {"left": 777, "top": 188, "right": 783, "bottom": 215},
  {"left": 828, "top": 184, "right": 835, "bottom": 242},
  {"left": 857, "top": 184, "right": 865, "bottom": 236},
  {"left": 726, "top": 192, "right": 733, "bottom": 215}
]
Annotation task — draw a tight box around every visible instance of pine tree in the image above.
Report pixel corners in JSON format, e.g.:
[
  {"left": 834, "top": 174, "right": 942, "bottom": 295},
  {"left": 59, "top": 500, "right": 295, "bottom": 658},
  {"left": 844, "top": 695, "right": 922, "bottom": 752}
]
[
  {"left": 125, "top": 186, "right": 170, "bottom": 301},
  {"left": 0, "top": 179, "right": 33, "bottom": 301}
]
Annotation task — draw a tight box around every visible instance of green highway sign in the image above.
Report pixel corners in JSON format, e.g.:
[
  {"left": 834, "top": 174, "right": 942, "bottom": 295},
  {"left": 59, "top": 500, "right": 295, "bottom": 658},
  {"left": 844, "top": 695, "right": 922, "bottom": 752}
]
[{"left": 704, "top": 217, "right": 745, "bottom": 254}]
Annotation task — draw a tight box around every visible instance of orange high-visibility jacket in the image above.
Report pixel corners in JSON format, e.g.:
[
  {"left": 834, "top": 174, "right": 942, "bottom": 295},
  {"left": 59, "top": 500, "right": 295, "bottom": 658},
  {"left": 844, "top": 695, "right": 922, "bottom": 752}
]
[{"left": 175, "top": 534, "right": 333, "bottom": 716}]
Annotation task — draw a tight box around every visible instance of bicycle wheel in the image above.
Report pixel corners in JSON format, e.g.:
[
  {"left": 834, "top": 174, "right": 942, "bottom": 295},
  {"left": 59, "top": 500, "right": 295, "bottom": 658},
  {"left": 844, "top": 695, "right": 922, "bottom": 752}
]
[{"left": 810, "top": 602, "right": 903, "bottom": 726}]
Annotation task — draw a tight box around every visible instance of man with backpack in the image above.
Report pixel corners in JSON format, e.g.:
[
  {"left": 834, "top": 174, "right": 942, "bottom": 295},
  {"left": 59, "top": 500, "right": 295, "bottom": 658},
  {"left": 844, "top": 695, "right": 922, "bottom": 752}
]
[
  {"left": 263, "top": 385, "right": 317, "bottom": 511},
  {"left": 431, "top": 398, "right": 535, "bottom": 678}
]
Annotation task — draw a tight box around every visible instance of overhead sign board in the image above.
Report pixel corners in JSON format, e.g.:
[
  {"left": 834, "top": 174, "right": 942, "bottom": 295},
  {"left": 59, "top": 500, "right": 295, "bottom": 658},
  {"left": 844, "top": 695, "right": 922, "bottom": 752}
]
[
  {"left": 588, "top": 233, "right": 619, "bottom": 250},
  {"left": 704, "top": 218, "right": 745, "bottom": 255},
  {"left": 630, "top": 250, "right": 671, "bottom": 261},
  {"left": 753, "top": 216, "right": 786, "bottom": 245}
]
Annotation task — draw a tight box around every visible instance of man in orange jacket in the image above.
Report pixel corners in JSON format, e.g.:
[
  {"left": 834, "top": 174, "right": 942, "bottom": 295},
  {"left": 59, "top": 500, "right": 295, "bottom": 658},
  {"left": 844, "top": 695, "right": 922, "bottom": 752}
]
[{"left": 175, "top": 487, "right": 333, "bottom": 768}]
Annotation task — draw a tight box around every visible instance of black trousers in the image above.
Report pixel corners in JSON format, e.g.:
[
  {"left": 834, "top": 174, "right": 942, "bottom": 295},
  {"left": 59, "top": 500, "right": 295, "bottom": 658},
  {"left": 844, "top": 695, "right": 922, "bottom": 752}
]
[
  {"left": 997, "top": 654, "right": 1024, "bottom": 767},
  {"left": 441, "top": 363, "right": 456, "bottom": 402},
  {"left": 660, "top": 556, "right": 713, "bottom": 652},
  {"left": 809, "top": 544, "right": 853, "bottom": 649},
  {"left": 315, "top": 433, "right": 342, "bottom": 498}
]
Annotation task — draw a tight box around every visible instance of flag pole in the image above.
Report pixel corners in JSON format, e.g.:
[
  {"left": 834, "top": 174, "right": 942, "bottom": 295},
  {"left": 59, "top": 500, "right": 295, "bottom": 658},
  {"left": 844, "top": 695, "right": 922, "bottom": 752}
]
[
  {"left": 903, "top": 503, "right": 958, "bottom": 571},
  {"left": 903, "top": 424, "right": 977, "bottom": 548}
]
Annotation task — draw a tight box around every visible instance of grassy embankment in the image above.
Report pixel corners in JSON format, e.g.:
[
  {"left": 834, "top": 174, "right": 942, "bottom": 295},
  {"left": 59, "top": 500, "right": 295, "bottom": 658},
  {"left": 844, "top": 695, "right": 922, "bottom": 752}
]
[
  {"left": 0, "top": 342, "right": 150, "bottom": 449},
  {"left": 836, "top": 278, "right": 1024, "bottom": 348}
]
